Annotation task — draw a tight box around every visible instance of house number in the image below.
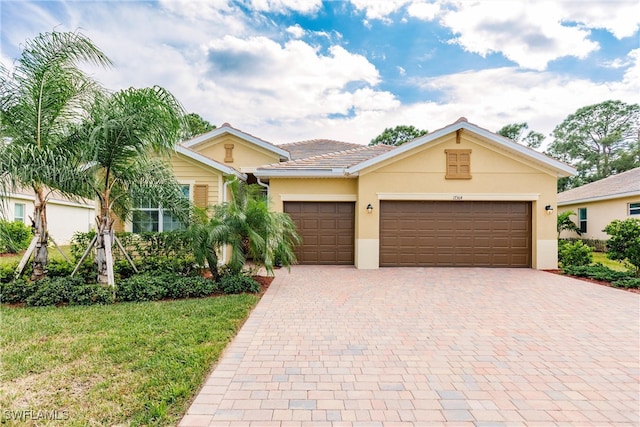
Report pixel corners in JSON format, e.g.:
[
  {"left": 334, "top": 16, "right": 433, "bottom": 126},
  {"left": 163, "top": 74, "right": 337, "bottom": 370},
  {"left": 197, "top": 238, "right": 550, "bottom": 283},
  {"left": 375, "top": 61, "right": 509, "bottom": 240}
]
[{"left": 453, "top": 195, "right": 463, "bottom": 200}]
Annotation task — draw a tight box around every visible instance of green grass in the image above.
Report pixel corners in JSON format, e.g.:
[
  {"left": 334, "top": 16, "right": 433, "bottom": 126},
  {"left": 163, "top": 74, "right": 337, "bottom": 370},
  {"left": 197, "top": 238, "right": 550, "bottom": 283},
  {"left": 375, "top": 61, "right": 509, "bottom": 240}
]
[
  {"left": 592, "top": 251, "right": 628, "bottom": 272},
  {"left": 1, "top": 295, "right": 259, "bottom": 426},
  {"left": 0, "top": 245, "right": 73, "bottom": 266}
]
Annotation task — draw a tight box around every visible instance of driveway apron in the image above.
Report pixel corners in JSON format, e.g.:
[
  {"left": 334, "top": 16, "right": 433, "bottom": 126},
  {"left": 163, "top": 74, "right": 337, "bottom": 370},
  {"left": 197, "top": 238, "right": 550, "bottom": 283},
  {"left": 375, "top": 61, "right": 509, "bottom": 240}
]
[{"left": 180, "top": 266, "right": 640, "bottom": 426}]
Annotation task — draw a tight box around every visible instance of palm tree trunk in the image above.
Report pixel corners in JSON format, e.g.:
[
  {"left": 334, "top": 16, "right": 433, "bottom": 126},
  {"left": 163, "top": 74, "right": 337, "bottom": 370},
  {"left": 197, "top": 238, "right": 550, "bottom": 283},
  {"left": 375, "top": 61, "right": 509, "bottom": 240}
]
[
  {"left": 31, "top": 187, "right": 48, "bottom": 281},
  {"left": 95, "top": 212, "right": 114, "bottom": 285}
]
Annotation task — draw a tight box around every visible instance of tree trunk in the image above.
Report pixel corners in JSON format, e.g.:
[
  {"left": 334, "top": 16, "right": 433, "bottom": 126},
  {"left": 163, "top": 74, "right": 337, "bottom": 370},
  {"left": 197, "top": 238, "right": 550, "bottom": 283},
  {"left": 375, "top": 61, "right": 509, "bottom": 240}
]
[
  {"left": 96, "top": 212, "right": 114, "bottom": 285},
  {"left": 31, "top": 188, "right": 48, "bottom": 281}
]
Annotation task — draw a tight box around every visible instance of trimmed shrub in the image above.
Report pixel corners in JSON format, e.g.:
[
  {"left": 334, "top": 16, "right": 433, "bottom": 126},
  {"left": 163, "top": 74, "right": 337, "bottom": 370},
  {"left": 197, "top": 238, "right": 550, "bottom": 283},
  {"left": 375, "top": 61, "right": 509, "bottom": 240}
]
[
  {"left": 162, "top": 275, "right": 219, "bottom": 299},
  {"left": 603, "top": 218, "right": 640, "bottom": 277},
  {"left": 0, "top": 263, "right": 18, "bottom": 284},
  {"left": 563, "top": 264, "right": 631, "bottom": 282},
  {"left": 612, "top": 278, "right": 640, "bottom": 289},
  {"left": 25, "top": 276, "right": 86, "bottom": 307},
  {"left": 69, "top": 284, "right": 114, "bottom": 305},
  {"left": 0, "top": 220, "right": 33, "bottom": 253},
  {"left": 559, "top": 240, "right": 593, "bottom": 267},
  {"left": 1, "top": 279, "right": 37, "bottom": 304},
  {"left": 47, "top": 258, "right": 74, "bottom": 278},
  {"left": 219, "top": 273, "right": 260, "bottom": 294},
  {"left": 116, "top": 274, "right": 167, "bottom": 302}
]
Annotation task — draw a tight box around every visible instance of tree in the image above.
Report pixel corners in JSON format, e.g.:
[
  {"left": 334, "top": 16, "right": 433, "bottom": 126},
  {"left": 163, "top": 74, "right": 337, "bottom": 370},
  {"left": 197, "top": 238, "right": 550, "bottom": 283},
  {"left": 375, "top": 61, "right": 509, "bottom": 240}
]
[
  {"left": 557, "top": 210, "right": 582, "bottom": 238},
  {"left": 369, "top": 125, "right": 428, "bottom": 146},
  {"left": 547, "top": 100, "right": 640, "bottom": 185},
  {"left": 496, "top": 122, "right": 545, "bottom": 149},
  {"left": 73, "top": 86, "right": 189, "bottom": 286},
  {"left": 0, "top": 31, "right": 112, "bottom": 280},
  {"left": 603, "top": 218, "right": 640, "bottom": 277},
  {"left": 184, "top": 113, "right": 215, "bottom": 138},
  {"left": 189, "top": 177, "right": 300, "bottom": 280}
]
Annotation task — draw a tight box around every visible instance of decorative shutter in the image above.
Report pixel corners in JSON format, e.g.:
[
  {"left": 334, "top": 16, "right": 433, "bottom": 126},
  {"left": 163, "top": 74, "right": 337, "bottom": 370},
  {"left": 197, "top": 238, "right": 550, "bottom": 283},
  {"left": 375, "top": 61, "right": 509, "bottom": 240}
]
[
  {"left": 193, "top": 184, "right": 209, "bottom": 208},
  {"left": 445, "top": 149, "right": 472, "bottom": 179}
]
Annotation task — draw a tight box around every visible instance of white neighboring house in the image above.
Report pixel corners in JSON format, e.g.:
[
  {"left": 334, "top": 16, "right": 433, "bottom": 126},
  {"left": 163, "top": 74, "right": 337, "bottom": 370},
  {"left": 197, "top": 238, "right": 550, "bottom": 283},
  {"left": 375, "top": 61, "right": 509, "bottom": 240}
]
[{"left": 1, "top": 190, "right": 95, "bottom": 245}]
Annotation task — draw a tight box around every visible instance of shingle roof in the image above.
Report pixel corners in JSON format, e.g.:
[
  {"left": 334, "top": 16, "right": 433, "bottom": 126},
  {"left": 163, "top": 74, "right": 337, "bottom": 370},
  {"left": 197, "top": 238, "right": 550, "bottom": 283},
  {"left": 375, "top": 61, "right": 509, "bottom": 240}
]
[
  {"left": 557, "top": 167, "right": 640, "bottom": 205},
  {"left": 279, "top": 139, "right": 364, "bottom": 160},
  {"left": 259, "top": 144, "right": 395, "bottom": 171}
]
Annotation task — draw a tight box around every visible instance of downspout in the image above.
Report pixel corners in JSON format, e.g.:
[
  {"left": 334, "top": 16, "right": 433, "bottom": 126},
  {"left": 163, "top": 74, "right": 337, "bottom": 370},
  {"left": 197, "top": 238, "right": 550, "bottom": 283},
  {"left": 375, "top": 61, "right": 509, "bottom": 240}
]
[
  {"left": 221, "top": 179, "right": 231, "bottom": 265},
  {"left": 256, "top": 177, "right": 270, "bottom": 200}
]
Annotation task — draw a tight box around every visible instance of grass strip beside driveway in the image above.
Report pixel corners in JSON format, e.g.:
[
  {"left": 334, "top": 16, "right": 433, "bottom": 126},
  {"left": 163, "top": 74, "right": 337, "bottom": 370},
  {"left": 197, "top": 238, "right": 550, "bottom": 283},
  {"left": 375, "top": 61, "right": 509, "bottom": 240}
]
[{"left": 1, "top": 294, "right": 259, "bottom": 426}]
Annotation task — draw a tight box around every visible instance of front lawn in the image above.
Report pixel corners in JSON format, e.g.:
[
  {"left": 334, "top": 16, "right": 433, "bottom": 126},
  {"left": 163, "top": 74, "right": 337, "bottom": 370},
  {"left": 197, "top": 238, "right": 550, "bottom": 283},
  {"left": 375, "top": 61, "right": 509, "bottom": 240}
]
[
  {"left": 592, "top": 251, "right": 627, "bottom": 271},
  {"left": 1, "top": 295, "right": 258, "bottom": 426}
]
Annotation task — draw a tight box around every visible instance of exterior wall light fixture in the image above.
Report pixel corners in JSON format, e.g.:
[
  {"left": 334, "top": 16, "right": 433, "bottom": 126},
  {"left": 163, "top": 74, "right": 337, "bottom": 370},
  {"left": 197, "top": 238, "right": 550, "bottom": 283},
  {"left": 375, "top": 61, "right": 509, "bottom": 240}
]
[
  {"left": 545, "top": 205, "right": 554, "bottom": 215},
  {"left": 366, "top": 203, "right": 373, "bottom": 214}
]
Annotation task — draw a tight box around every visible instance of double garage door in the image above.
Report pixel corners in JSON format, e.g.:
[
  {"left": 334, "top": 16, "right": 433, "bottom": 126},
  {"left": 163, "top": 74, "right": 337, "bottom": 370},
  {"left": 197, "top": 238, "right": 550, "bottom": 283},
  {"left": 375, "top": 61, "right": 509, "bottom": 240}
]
[{"left": 285, "top": 201, "right": 531, "bottom": 267}]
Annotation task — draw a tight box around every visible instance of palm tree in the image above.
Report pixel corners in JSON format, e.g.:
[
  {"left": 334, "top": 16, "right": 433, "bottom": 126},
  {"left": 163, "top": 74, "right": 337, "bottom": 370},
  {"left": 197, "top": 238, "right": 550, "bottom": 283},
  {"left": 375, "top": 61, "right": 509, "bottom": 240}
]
[
  {"left": 557, "top": 210, "right": 582, "bottom": 238},
  {"left": 72, "top": 86, "right": 189, "bottom": 286},
  {"left": 190, "top": 177, "right": 300, "bottom": 279},
  {"left": 0, "top": 31, "right": 112, "bottom": 280}
]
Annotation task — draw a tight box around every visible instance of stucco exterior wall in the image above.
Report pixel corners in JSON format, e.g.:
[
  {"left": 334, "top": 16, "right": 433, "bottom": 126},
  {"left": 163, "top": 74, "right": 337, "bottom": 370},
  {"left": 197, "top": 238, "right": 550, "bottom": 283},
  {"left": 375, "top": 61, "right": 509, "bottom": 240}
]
[
  {"left": 2, "top": 194, "right": 94, "bottom": 245},
  {"left": 170, "top": 152, "right": 222, "bottom": 206},
  {"left": 266, "top": 132, "right": 561, "bottom": 270},
  {"left": 189, "top": 135, "right": 282, "bottom": 172},
  {"left": 355, "top": 133, "right": 559, "bottom": 270},
  {"left": 558, "top": 195, "right": 640, "bottom": 240}
]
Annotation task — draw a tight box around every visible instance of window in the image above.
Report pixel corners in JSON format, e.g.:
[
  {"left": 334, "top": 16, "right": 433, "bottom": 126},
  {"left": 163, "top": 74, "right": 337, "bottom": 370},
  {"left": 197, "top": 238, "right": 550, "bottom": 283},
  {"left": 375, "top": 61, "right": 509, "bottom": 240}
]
[
  {"left": 14, "top": 203, "right": 26, "bottom": 223},
  {"left": 132, "top": 185, "right": 190, "bottom": 233},
  {"left": 578, "top": 207, "right": 587, "bottom": 233},
  {"left": 629, "top": 202, "right": 640, "bottom": 216},
  {"left": 445, "top": 149, "right": 472, "bottom": 179}
]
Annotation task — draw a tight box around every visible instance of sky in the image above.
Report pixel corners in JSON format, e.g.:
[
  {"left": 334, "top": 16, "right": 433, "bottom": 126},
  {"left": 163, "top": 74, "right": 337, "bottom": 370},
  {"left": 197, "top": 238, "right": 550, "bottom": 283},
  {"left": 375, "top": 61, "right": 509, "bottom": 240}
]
[{"left": 1, "top": 0, "right": 639, "bottom": 147}]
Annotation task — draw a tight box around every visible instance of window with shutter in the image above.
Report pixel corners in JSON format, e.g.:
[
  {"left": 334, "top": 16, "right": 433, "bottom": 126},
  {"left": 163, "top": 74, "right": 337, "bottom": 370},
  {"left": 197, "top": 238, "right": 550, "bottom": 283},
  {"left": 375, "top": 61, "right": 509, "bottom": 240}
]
[
  {"left": 194, "top": 184, "right": 209, "bottom": 208},
  {"left": 445, "top": 149, "right": 472, "bottom": 179}
]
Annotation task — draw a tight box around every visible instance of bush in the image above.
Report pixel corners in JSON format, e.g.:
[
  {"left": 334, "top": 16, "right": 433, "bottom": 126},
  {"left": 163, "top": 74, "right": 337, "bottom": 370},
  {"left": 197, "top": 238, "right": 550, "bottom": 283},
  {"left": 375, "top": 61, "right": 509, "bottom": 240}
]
[
  {"left": 25, "top": 276, "right": 87, "bottom": 307},
  {"left": 1, "top": 279, "right": 37, "bottom": 304},
  {"left": 116, "top": 274, "right": 167, "bottom": 302},
  {"left": 611, "top": 278, "right": 640, "bottom": 289},
  {"left": 558, "top": 240, "right": 593, "bottom": 267},
  {"left": 47, "top": 258, "right": 74, "bottom": 278},
  {"left": 69, "top": 284, "right": 114, "bottom": 305},
  {"left": 603, "top": 218, "right": 640, "bottom": 276},
  {"left": 563, "top": 264, "right": 631, "bottom": 282},
  {"left": 0, "top": 263, "right": 18, "bottom": 284},
  {"left": 0, "top": 220, "right": 33, "bottom": 254},
  {"left": 162, "top": 275, "right": 219, "bottom": 299},
  {"left": 219, "top": 273, "right": 260, "bottom": 294}
]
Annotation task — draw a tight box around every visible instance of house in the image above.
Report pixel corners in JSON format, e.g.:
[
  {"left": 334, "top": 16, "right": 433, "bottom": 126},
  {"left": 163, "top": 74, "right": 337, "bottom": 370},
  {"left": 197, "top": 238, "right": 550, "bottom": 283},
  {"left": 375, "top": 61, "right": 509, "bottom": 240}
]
[
  {"left": 1, "top": 190, "right": 95, "bottom": 245},
  {"left": 557, "top": 167, "right": 640, "bottom": 240},
  {"left": 157, "top": 118, "right": 574, "bottom": 270}
]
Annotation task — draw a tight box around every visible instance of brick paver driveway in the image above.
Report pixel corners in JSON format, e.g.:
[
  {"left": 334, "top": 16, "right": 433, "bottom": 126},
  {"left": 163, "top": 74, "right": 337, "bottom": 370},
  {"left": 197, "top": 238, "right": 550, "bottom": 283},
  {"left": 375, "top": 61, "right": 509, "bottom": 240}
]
[{"left": 180, "top": 267, "right": 639, "bottom": 426}]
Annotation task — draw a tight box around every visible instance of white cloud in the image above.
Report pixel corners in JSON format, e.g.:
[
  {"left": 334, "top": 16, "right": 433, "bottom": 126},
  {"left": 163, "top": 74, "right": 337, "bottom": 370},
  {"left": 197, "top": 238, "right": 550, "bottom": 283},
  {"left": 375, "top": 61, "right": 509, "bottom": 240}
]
[
  {"left": 349, "top": 0, "right": 411, "bottom": 20},
  {"left": 406, "top": 1, "right": 440, "bottom": 20},
  {"left": 556, "top": 0, "right": 640, "bottom": 39},
  {"left": 248, "top": 0, "right": 322, "bottom": 14},
  {"left": 286, "top": 24, "right": 306, "bottom": 38},
  {"left": 439, "top": 1, "right": 599, "bottom": 70}
]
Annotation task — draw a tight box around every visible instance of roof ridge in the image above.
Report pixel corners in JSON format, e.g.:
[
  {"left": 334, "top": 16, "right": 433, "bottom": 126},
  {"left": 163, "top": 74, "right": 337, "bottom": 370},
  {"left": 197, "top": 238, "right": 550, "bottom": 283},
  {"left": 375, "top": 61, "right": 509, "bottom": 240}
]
[{"left": 278, "top": 139, "right": 363, "bottom": 147}]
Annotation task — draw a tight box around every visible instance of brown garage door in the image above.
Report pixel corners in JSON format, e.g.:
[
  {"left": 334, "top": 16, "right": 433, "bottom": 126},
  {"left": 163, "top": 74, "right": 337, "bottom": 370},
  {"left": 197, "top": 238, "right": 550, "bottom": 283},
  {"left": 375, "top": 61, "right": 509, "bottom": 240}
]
[
  {"left": 380, "top": 201, "right": 531, "bottom": 267},
  {"left": 284, "top": 202, "right": 355, "bottom": 265}
]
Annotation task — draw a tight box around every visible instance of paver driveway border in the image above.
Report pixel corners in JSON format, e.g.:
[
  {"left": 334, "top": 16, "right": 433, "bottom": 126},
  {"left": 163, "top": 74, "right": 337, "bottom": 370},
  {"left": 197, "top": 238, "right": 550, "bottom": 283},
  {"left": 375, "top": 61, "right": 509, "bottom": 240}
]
[{"left": 180, "top": 266, "right": 639, "bottom": 427}]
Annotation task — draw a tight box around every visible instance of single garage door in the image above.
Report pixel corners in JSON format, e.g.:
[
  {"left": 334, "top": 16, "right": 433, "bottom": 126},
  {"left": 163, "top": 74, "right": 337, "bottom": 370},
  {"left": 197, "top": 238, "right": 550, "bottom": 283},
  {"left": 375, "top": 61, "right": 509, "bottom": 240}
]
[
  {"left": 284, "top": 202, "right": 355, "bottom": 265},
  {"left": 380, "top": 201, "right": 531, "bottom": 267}
]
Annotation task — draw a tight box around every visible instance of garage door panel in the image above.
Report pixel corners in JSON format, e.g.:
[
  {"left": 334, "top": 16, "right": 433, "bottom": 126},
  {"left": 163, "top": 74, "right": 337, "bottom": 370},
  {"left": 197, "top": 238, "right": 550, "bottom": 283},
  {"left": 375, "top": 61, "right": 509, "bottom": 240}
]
[
  {"left": 284, "top": 202, "right": 354, "bottom": 265},
  {"left": 380, "top": 201, "right": 531, "bottom": 267}
]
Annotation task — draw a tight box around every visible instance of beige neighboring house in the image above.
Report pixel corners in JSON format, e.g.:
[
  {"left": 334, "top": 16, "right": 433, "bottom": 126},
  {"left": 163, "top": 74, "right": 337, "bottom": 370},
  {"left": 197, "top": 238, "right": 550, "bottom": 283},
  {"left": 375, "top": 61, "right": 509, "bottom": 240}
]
[
  {"left": 162, "top": 119, "right": 574, "bottom": 270},
  {"left": 1, "top": 190, "right": 95, "bottom": 245},
  {"left": 557, "top": 167, "right": 640, "bottom": 240}
]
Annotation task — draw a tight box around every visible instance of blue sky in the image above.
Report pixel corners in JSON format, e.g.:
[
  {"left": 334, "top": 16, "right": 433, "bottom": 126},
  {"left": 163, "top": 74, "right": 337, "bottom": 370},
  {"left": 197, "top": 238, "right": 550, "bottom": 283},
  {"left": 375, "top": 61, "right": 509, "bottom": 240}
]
[{"left": 1, "top": 0, "right": 639, "bottom": 146}]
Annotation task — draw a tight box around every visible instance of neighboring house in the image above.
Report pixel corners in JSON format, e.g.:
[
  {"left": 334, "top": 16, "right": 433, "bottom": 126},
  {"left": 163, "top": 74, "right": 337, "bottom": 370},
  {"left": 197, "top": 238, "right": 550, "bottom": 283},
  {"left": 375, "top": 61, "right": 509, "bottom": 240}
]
[
  {"left": 1, "top": 190, "right": 95, "bottom": 245},
  {"left": 160, "top": 119, "right": 574, "bottom": 270},
  {"left": 557, "top": 167, "right": 640, "bottom": 240}
]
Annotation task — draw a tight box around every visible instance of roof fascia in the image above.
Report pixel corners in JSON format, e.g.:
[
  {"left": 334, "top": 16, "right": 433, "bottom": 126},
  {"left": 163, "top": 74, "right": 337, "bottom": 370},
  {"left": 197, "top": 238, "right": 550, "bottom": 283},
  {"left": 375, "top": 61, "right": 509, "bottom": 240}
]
[
  {"left": 174, "top": 146, "right": 247, "bottom": 180},
  {"left": 182, "top": 127, "right": 290, "bottom": 160},
  {"left": 346, "top": 121, "right": 577, "bottom": 177},
  {"left": 254, "top": 169, "right": 357, "bottom": 179},
  {"left": 558, "top": 190, "right": 640, "bottom": 206}
]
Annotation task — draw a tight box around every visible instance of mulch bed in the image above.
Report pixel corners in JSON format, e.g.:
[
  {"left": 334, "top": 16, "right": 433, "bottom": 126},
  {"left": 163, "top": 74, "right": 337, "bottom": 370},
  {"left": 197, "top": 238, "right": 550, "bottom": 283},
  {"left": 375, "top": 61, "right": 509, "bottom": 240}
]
[{"left": 545, "top": 269, "right": 640, "bottom": 294}]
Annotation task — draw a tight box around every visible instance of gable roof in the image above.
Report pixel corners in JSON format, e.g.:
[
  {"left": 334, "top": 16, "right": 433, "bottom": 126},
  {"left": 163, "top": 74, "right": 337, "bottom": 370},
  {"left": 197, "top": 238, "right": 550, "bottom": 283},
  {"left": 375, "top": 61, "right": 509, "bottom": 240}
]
[
  {"left": 558, "top": 167, "right": 640, "bottom": 205},
  {"left": 279, "top": 139, "right": 364, "bottom": 160},
  {"left": 255, "top": 145, "right": 395, "bottom": 178},
  {"left": 181, "top": 123, "right": 290, "bottom": 161},
  {"left": 347, "top": 117, "right": 576, "bottom": 177},
  {"left": 174, "top": 145, "right": 246, "bottom": 180}
]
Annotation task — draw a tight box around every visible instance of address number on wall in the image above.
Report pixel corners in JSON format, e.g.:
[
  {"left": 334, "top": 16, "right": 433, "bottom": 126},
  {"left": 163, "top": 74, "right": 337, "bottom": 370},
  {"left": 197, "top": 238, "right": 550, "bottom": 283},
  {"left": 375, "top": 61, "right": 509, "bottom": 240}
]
[{"left": 452, "top": 195, "right": 463, "bottom": 200}]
